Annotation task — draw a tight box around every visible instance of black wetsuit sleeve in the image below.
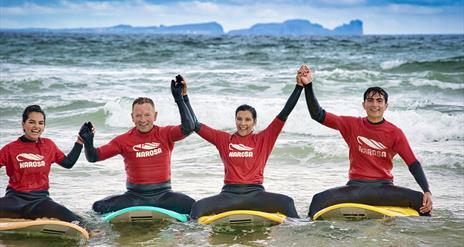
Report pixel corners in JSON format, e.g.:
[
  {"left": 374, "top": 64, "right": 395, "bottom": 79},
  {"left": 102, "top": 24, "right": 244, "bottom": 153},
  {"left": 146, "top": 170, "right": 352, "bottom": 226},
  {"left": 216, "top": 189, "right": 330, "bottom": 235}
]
[
  {"left": 84, "top": 143, "right": 99, "bottom": 162},
  {"left": 175, "top": 96, "right": 195, "bottom": 136},
  {"left": 183, "top": 95, "right": 201, "bottom": 132},
  {"left": 276, "top": 85, "right": 303, "bottom": 121},
  {"left": 58, "top": 142, "right": 83, "bottom": 169},
  {"left": 408, "top": 161, "right": 431, "bottom": 193},
  {"left": 304, "top": 83, "right": 327, "bottom": 123}
]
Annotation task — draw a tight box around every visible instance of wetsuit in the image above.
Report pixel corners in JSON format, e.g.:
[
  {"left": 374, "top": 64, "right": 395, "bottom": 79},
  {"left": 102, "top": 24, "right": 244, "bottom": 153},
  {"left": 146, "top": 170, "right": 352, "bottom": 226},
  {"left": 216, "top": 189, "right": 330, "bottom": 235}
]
[
  {"left": 189, "top": 85, "right": 303, "bottom": 219},
  {"left": 304, "top": 83, "right": 431, "bottom": 218},
  {"left": 82, "top": 92, "right": 195, "bottom": 214},
  {"left": 0, "top": 136, "right": 83, "bottom": 222}
]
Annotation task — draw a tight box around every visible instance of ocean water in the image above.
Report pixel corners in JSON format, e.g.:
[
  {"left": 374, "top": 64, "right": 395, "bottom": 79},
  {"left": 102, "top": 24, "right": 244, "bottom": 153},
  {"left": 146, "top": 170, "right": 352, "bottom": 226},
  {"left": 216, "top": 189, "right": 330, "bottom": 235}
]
[{"left": 0, "top": 32, "right": 463, "bottom": 246}]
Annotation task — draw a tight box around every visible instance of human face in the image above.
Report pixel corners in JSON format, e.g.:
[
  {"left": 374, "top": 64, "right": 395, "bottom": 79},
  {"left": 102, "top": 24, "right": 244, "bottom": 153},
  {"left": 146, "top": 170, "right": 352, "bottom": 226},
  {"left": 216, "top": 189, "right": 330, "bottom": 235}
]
[
  {"left": 22, "top": 112, "right": 45, "bottom": 141},
  {"left": 235, "top": 110, "right": 256, "bottom": 136},
  {"left": 362, "top": 92, "right": 388, "bottom": 123},
  {"left": 131, "top": 103, "right": 157, "bottom": 133}
]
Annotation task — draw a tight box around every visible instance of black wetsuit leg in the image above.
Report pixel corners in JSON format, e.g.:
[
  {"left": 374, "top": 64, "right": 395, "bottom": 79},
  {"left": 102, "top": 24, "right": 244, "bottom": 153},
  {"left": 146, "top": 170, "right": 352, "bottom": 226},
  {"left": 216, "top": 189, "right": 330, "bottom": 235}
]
[
  {"left": 92, "top": 192, "right": 143, "bottom": 214},
  {"left": 92, "top": 189, "right": 195, "bottom": 214},
  {"left": 308, "top": 181, "right": 427, "bottom": 218},
  {"left": 308, "top": 185, "right": 357, "bottom": 219},
  {"left": 190, "top": 193, "right": 236, "bottom": 219},
  {"left": 0, "top": 195, "right": 24, "bottom": 218},
  {"left": 346, "top": 180, "right": 426, "bottom": 215},
  {"left": 190, "top": 184, "right": 299, "bottom": 219},
  {"left": 27, "top": 198, "right": 82, "bottom": 222},
  {"left": 248, "top": 190, "right": 299, "bottom": 218},
  {"left": 155, "top": 191, "right": 195, "bottom": 214},
  {"left": 0, "top": 189, "right": 81, "bottom": 223},
  {"left": 367, "top": 185, "right": 426, "bottom": 216}
]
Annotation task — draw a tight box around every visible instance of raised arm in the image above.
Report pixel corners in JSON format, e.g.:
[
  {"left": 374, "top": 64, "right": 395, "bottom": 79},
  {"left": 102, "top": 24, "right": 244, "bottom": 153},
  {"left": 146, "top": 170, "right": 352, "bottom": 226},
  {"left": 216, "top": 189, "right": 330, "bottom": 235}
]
[
  {"left": 175, "top": 75, "right": 201, "bottom": 132},
  {"left": 300, "top": 65, "right": 326, "bottom": 123},
  {"left": 79, "top": 122, "right": 99, "bottom": 162},
  {"left": 171, "top": 76, "right": 195, "bottom": 136},
  {"left": 58, "top": 137, "right": 83, "bottom": 169},
  {"left": 276, "top": 67, "right": 305, "bottom": 121}
]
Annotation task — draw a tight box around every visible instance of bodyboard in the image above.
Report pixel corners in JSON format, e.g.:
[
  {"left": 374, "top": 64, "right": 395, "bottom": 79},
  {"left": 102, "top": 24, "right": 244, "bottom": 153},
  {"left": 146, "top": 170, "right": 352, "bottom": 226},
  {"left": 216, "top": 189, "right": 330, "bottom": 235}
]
[
  {"left": 313, "top": 203, "right": 419, "bottom": 220},
  {"left": 0, "top": 218, "right": 89, "bottom": 241},
  {"left": 102, "top": 206, "right": 188, "bottom": 223},
  {"left": 198, "top": 210, "right": 286, "bottom": 226}
]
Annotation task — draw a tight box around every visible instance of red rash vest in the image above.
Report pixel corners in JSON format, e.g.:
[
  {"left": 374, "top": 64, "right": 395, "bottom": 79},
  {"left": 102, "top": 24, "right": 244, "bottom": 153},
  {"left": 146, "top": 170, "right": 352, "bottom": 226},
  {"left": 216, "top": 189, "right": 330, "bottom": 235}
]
[
  {"left": 198, "top": 117, "right": 285, "bottom": 184},
  {"left": 323, "top": 112, "right": 417, "bottom": 181},
  {"left": 0, "top": 138, "right": 65, "bottom": 192},
  {"left": 96, "top": 125, "right": 184, "bottom": 184}
]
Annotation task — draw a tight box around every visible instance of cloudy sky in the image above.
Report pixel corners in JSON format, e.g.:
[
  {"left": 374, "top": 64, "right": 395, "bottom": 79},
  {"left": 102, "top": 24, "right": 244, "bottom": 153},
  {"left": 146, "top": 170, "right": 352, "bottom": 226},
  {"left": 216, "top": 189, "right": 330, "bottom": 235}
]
[{"left": 0, "top": 0, "right": 463, "bottom": 34}]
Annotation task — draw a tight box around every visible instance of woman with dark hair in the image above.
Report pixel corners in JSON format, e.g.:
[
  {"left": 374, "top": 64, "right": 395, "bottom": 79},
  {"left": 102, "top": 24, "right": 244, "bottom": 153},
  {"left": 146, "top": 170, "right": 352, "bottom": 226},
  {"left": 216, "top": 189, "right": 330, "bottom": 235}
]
[
  {"left": 174, "top": 66, "right": 307, "bottom": 219},
  {"left": 0, "top": 105, "right": 84, "bottom": 223}
]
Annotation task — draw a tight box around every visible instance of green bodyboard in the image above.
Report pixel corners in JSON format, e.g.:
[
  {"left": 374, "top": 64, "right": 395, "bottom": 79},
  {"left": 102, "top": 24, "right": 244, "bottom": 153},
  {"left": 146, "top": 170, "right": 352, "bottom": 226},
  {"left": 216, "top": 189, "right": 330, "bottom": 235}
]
[{"left": 102, "top": 206, "right": 188, "bottom": 223}]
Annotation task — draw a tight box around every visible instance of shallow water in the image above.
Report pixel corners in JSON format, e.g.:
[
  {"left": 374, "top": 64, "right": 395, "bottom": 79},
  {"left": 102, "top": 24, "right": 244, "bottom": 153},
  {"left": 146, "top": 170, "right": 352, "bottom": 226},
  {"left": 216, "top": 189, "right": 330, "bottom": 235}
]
[{"left": 0, "top": 33, "right": 463, "bottom": 246}]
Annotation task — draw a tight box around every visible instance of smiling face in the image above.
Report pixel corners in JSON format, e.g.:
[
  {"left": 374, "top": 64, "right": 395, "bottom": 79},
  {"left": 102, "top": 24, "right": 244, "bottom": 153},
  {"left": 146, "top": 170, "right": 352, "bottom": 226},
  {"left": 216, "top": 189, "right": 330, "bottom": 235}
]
[
  {"left": 131, "top": 103, "right": 157, "bottom": 133},
  {"left": 22, "top": 112, "right": 45, "bottom": 141},
  {"left": 235, "top": 110, "right": 256, "bottom": 136},
  {"left": 362, "top": 91, "right": 388, "bottom": 123}
]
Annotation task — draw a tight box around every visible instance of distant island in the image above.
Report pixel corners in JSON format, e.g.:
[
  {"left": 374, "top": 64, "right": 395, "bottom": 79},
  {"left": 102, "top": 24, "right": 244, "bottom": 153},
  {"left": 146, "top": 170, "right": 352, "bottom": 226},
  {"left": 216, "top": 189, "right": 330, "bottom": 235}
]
[
  {"left": 229, "top": 19, "right": 362, "bottom": 36},
  {"left": 1, "top": 19, "right": 363, "bottom": 36}
]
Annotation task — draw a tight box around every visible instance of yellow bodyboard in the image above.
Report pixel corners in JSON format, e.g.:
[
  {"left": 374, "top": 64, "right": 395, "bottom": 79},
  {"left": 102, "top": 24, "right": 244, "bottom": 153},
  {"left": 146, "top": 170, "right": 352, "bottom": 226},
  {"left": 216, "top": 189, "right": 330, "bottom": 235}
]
[
  {"left": 198, "top": 210, "right": 286, "bottom": 226},
  {"left": 313, "top": 203, "right": 419, "bottom": 220},
  {"left": 0, "top": 218, "right": 89, "bottom": 241}
]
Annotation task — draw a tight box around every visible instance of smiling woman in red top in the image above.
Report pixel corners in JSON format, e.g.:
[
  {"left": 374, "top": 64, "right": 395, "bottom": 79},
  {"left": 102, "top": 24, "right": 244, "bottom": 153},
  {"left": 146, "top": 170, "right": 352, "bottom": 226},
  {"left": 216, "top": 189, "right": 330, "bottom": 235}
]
[
  {"left": 173, "top": 67, "right": 307, "bottom": 219},
  {"left": 0, "top": 105, "right": 84, "bottom": 224}
]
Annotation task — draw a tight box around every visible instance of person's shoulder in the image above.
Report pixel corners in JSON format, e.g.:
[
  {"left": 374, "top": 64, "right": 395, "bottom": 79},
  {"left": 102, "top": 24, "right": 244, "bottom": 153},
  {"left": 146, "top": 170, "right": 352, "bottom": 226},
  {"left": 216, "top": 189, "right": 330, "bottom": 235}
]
[
  {"left": 110, "top": 128, "right": 136, "bottom": 143},
  {"left": 156, "top": 124, "right": 179, "bottom": 132},
  {"left": 383, "top": 119, "right": 405, "bottom": 136},
  {"left": 336, "top": 115, "right": 360, "bottom": 123},
  {"left": 383, "top": 119, "right": 401, "bottom": 130},
  {"left": 120, "top": 127, "right": 137, "bottom": 136},
  {"left": 1, "top": 139, "right": 19, "bottom": 150}
]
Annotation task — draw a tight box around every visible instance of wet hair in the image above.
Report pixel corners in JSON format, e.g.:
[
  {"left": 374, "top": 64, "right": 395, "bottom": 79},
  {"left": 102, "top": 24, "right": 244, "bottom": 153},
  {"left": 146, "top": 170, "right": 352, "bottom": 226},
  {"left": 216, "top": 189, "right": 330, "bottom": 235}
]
[
  {"left": 22, "top": 105, "right": 46, "bottom": 123},
  {"left": 132, "top": 97, "right": 155, "bottom": 110},
  {"left": 363, "top": 87, "right": 389, "bottom": 103},
  {"left": 235, "top": 104, "right": 257, "bottom": 121}
]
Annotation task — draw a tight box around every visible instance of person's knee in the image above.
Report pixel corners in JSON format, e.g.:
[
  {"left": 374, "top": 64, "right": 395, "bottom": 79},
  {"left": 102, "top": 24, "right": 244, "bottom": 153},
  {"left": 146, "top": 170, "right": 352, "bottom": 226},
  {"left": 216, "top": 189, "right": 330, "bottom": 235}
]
[
  {"left": 190, "top": 198, "right": 212, "bottom": 219},
  {"left": 189, "top": 202, "right": 202, "bottom": 219},
  {"left": 92, "top": 200, "right": 106, "bottom": 214},
  {"left": 308, "top": 191, "right": 330, "bottom": 218},
  {"left": 178, "top": 198, "right": 195, "bottom": 214},
  {"left": 310, "top": 191, "right": 327, "bottom": 206}
]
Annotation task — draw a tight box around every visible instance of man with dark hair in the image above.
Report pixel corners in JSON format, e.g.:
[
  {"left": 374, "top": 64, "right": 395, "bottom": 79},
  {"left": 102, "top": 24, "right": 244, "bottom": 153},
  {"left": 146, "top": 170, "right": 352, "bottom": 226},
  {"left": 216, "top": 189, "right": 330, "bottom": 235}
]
[
  {"left": 299, "top": 64, "right": 433, "bottom": 219},
  {"left": 78, "top": 80, "right": 196, "bottom": 215}
]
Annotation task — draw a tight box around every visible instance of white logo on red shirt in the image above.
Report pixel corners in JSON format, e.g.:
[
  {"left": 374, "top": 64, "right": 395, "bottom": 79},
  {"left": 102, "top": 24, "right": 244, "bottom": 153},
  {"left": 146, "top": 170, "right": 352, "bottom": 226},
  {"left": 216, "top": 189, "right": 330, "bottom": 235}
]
[
  {"left": 357, "top": 136, "right": 387, "bottom": 150},
  {"left": 16, "top": 153, "right": 46, "bottom": 168},
  {"left": 357, "top": 136, "right": 387, "bottom": 158},
  {"left": 133, "top": 142, "right": 162, "bottom": 158},
  {"left": 228, "top": 143, "right": 254, "bottom": 157},
  {"left": 229, "top": 144, "right": 254, "bottom": 151},
  {"left": 132, "top": 142, "right": 160, "bottom": 151}
]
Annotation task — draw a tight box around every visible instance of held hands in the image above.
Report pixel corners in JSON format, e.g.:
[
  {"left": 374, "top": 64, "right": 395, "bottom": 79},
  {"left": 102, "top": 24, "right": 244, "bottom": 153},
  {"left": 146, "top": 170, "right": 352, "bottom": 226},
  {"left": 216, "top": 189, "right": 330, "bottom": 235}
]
[
  {"left": 171, "top": 74, "right": 185, "bottom": 102},
  {"left": 420, "top": 191, "right": 433, "bottom": 214},
  {"left": 79, "top": 122, "right": 95, "bottom": 147},
  {"left": 176, "top": 75, "right": 187, "bottom": 96},
  {"left": 296, "top": 64, "right": 312, "bottom": 86}
]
